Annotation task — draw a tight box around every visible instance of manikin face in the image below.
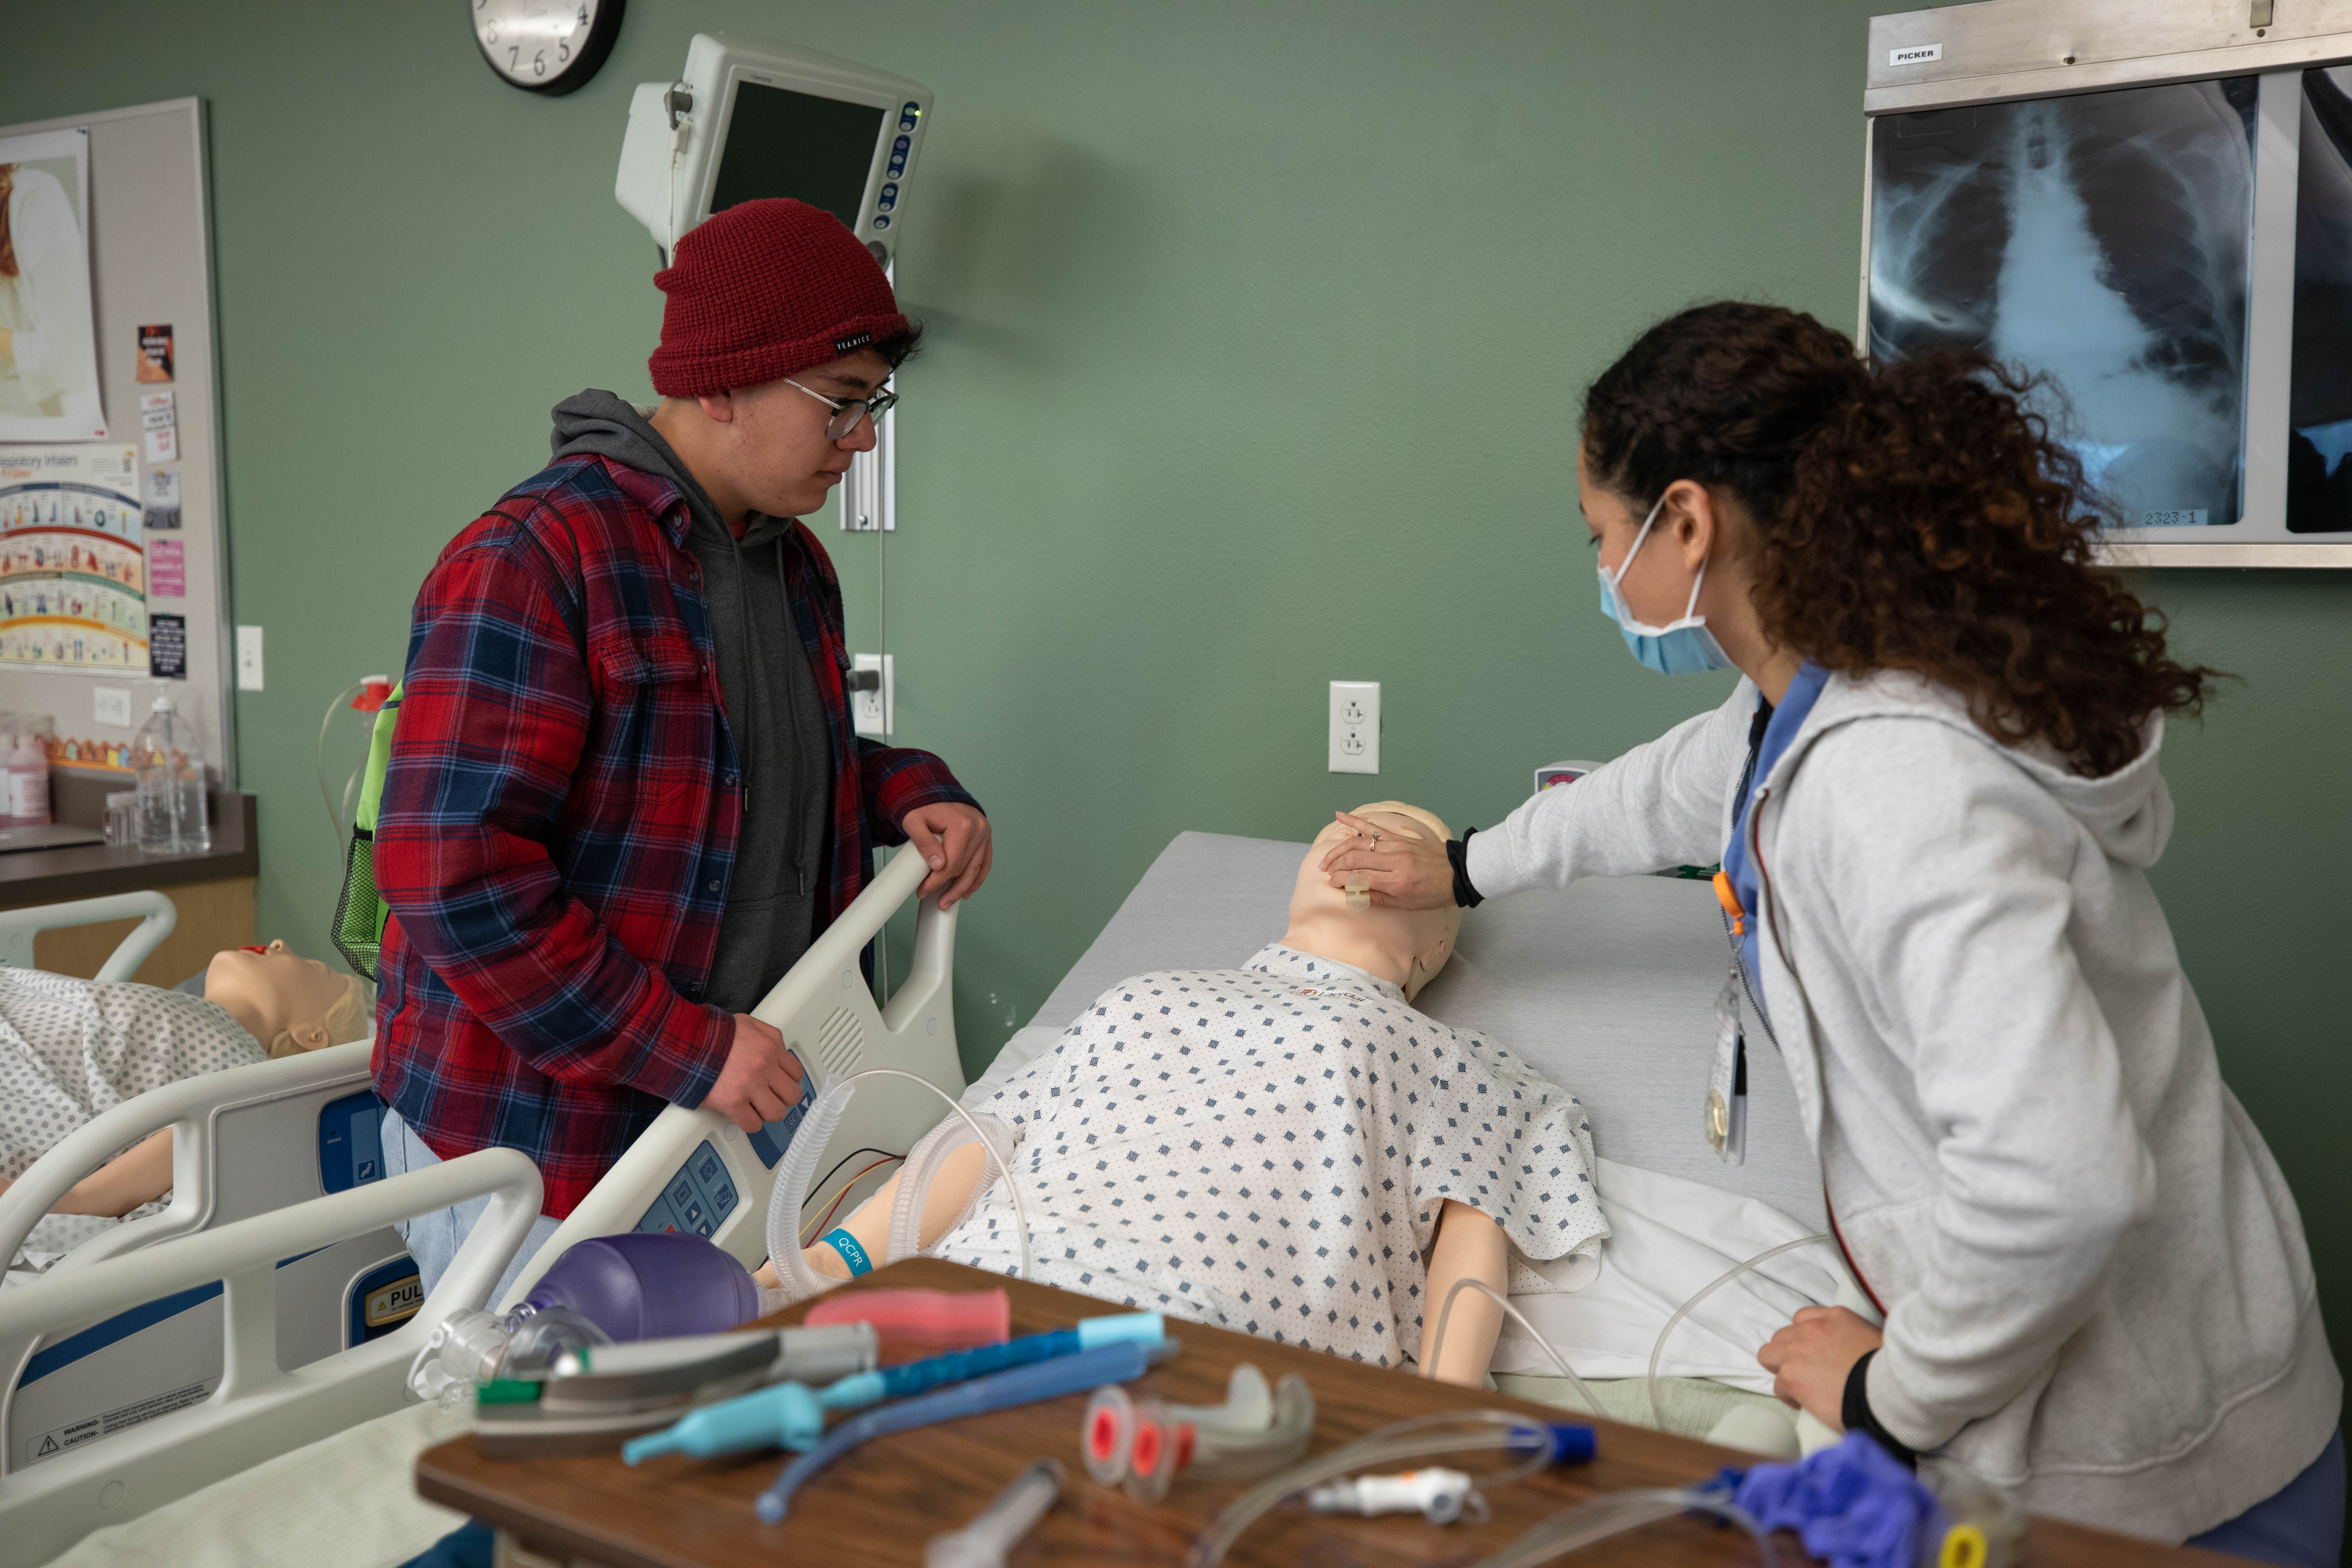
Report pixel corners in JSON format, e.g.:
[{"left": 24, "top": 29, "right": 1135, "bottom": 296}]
[
  {"left": 204, "top": 940, "right": 353, "bottom": 1045},
  {"left": 1289, "top": 803, "right": 1463, "bottom": 998},
  {"left": 704, "top": 348, "right": 890, "bottom": 520}
]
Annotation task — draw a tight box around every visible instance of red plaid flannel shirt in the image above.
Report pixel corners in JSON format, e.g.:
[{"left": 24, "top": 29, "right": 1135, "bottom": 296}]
[{"left": 371, "top": 454, "right": 977, "bottom": 1216}]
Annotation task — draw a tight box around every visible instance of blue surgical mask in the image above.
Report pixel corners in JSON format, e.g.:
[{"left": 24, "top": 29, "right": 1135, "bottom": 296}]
[{"left": 1596, "top": 493, "right": 1735, "bottom": 675}]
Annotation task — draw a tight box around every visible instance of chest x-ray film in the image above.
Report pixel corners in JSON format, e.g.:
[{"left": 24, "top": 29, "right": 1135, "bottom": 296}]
[
  {"left": 2291, "top": 68, "right": 2352, "bottom": 535},
  {"left": 1870, "top": 78, "right": 2260, "bottom": 531}
]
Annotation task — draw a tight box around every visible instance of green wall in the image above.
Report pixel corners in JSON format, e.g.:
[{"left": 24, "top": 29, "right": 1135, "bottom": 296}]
[{"left": 16, "top": 2, "right": 2351, "bottom": 1367}]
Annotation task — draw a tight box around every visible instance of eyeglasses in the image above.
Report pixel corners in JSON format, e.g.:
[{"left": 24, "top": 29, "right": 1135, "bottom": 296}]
[{"left": 784, "top": 377, "right": 899, "bottom": 441}]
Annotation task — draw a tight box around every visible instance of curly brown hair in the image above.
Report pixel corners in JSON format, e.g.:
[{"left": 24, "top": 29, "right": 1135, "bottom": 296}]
[{"left": 1581, "top": 302, "right": 2217, "bottom": 778}]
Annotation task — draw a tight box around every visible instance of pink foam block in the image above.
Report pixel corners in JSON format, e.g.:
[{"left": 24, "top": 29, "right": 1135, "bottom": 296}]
[{"left": 803, "top": 1287, "right": 1010, "bottom": 1351}]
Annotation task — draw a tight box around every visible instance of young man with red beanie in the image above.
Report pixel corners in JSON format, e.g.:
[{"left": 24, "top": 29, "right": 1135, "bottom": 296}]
[{"left": 372, "top": 199, "right": 988, "bottom": 1292}]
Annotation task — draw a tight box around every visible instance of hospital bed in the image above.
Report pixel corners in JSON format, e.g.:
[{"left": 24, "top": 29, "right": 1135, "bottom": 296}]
[
  {"left": 0, "top": 845, "right": 964, "bottom": 1562},
  {"left": 0, "top": 892, "right": 415, "bottom": 1516},
  {"left": 0, "top": 831, "right": 1840, "bottom": 1564}
]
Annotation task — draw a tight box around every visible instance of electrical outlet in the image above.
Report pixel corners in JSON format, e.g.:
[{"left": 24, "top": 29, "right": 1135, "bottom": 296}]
[
  {"left": 1328, "top": 680, "right": 1379, "bottom": 774},
  {"left": 92, "top": 686, "right": 132, "bottom": 728},
  {"left": 853, "top": 653, "right": 894, "bottom": 739},
  {"left": 236, "top": 626, "right": 264, "bottom": 691}
]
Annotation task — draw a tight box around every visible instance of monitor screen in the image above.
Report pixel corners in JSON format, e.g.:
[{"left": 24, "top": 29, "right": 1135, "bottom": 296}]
[
  {"left": 2291, "top": 66, "right": 2352, "bottom": 534},
  {"left": 710, "top": 82, "right": 886, "bottom": 233},
  {"left": 1870, "top": 77, "right": 2260, "bottom": 530}
]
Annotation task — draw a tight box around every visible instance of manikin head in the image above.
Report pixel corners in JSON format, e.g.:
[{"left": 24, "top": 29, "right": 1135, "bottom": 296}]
[
  {"left": 1283, "top": 802, "right": 1464, "bottom": 1001},
  {"left": 203, "top": 941, "right": 371, "bottom": 1058}
]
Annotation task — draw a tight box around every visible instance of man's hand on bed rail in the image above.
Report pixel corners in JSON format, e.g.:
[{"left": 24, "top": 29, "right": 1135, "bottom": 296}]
[
  {"left": 705, "top": 1015, "right": 808, "bottom": 1133},
  {"left": 899, "top": 803, "right": 993, "bottom": 910},
  {"left": 1320, "top": 811, "right": 1455, "bottom": 911}
]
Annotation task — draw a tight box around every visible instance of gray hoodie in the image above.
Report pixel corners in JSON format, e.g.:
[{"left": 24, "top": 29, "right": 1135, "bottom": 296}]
[
  {"left": 549, "top": 390, "right": 832, "bottom": 1014},
  {"left": 1469, "top": 670, "right": 2339, "bottom": 1541}
]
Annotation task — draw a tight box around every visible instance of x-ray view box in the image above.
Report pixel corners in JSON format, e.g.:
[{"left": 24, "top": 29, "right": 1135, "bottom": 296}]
[{"left": 617, "top": 33, "right": 932, "bottom": 265}]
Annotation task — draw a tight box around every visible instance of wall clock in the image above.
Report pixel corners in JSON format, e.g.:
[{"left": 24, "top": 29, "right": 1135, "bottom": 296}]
[{"left": 471, "top": 0, "right": 625, "bottom": 96}]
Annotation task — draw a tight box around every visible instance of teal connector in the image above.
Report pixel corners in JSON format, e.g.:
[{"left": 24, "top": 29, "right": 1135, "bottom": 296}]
[{"left": 1078, "top": 1312, "right": 1163, "bottom": 1350}]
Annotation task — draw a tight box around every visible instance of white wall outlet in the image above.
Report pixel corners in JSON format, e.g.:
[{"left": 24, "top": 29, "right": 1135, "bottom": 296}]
[
  {"left": 92, "top": 686, "right": 132, "bottom": 729},
  {"left": 236, "top": 625, "right": 264, "bottom": 691},
  {"left": 853, "top": 653, "right": 895, "bottom": 739},
  {"left": 1328, "top": 680, "right": 1380, "bottom": 774}
]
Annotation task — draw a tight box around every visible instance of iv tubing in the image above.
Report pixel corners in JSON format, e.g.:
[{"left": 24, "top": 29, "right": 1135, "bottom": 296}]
[
  {"left": 1189, "top": 1409, "right": 1570, "bottom": 1568},
  {"left": 1472, "top": 1487, "right": 1777, "bottom": 1568},
  {"left": 1646, "top": 1233, "right": 1832, "bottom": 1432},
  {"left": 1424, "top": 1275, "right": 1605, "bottom": 1421},
  {"left": 764, "top": 1068, "right": 1032, "bottom": 1297}
]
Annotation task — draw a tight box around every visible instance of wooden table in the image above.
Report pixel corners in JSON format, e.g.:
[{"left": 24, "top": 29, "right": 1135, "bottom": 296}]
[{"left": 416, "top": 1258, "right": 2239, "bottom": 1568}]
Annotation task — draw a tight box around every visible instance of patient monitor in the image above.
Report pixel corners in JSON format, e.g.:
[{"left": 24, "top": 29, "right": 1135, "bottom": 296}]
[{"left": 615, "top": 31, "right": 933, "bottom": 264}]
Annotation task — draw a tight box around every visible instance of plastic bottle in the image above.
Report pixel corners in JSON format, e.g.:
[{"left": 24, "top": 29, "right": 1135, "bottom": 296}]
[
  {"left": 131, "top": 696, "right": 208, "bottom": 854},
  {"left": 4, "top": 734, "right": 49, "bottom": 827}
]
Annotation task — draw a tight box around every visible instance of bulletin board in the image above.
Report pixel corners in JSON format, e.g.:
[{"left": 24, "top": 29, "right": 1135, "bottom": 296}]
[{"left": 0, "top": 99, "right": 234, "bottom": 784}]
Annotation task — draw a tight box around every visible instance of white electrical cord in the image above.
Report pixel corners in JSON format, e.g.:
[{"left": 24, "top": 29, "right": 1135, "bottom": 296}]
[
  {"left": 1646, "top": 1233, "right": 1834, "bottom": 1431},
  {"left": 763, "top": 1068, "right": 1032, "bottom": 1301},
  {"left": 1423, "top": 1275, "right": 1605, "bottom": 1420}
]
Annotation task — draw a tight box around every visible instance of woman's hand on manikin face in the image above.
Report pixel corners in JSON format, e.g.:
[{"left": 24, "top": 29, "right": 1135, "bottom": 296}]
[{"left": 1317, "top": 810, "right": 1455, "bottom": 911}]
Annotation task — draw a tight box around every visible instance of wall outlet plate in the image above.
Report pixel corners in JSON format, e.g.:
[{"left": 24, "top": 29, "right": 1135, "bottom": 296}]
[
  {"left": 236, "top": 626, "right": 264, "bottom": 691},
  {"left": 853, "top": 653, "right": 894, "bottom": 739},
  {"left": 1328, "top": 680, "right": 1379, "bottom": 774},
  {"left": 92, "top": 686, "right": 132, "bottom": 729}
]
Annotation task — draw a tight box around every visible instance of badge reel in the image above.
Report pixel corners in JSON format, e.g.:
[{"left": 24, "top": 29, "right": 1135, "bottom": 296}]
[{"left": 1705, "top": 967, "right": 1748, "bottom": 1166}]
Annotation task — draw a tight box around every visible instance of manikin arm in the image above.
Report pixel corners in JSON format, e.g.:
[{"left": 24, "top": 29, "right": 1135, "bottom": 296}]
[
  {"left": 755, "top": 1139, "right": 992, "bottom": 1285},
  {"left": 0, "top": 1130, "right": 175, "bottom": 1220},
  {"left": 1423, "top": 1199, "right": 1508, "bottom": 1387}
]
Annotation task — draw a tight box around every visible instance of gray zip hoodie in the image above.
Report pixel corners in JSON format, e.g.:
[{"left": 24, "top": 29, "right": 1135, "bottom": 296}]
[
  {"left": 1469, "top": 670, "right": 2338, "bottom": 1540},
  {"left": 548, "top": 390, "right": 833, "bottom": 1014}
]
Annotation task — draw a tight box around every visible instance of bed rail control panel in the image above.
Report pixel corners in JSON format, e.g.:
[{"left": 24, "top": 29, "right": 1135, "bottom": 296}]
[
  {"left": 317, "top": 1090, "right": 389, "bottom": 1194},
  {"left": 637, "top": 1067, "right": 813, "bottom": 1234}
]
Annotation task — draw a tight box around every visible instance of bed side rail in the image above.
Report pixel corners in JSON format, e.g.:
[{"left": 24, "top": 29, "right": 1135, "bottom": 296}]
[
  {"left": 501, "top": 847, "right": 961, "bottom": 1306},
  {"left": 0, "top": 892, "right": 177, "bottom": 985},
  {"left": 0, "top": 1041, "right": 377, "bottom": 1274},
  {"left": 0, "top": 1148, "right": 540, "bottom": 1568}
]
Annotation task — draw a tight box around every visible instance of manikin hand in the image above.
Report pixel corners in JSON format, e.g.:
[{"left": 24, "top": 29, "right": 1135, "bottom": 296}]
[
  {"left": 1756, "top": 1304, "right": 1883, "bottom": 1429},
  {"left": 702, "top": 1013, "right": 807, "bottom": 1133},
  {"left": 1318, "top": 810, "right": 1455, "bottom": 911},
  {"left": 900, "top": 802, "right": 992, "bottom": 909}
]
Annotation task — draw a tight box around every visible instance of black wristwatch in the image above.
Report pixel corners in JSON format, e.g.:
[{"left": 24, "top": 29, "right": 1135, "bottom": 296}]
[
  {"left": 1842, "top": 1350, "right": 1919, "bottom": 1466},
  {"left": 1446, "top": 828, "right": 1484, "bottom": 909}
]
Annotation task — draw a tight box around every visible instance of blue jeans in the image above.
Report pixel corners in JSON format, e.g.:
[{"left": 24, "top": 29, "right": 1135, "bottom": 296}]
[
  {"left": 380, "top": 1110, "right": 562, "bottom": 1307},
  {"left": 2187, "top": 1429, "right": 2346, "bottom": 1568}
]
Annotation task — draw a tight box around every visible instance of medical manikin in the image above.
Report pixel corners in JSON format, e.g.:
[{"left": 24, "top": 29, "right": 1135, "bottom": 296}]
[
  {"left": 0, "top": 942, "right": 370, "bottom": 1262},
  {"left": 762, "top": 804, "right": 1609, "bottom": 1387}
]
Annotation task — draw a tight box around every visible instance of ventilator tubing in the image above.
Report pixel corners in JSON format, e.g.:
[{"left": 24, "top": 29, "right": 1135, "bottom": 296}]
[
  {"left": 1423, "top": 1275, "right": 1606, "bottom": 1421},
  {"left": 1471, "top": 1486, "right": 1777, "bottom": 1568},
  {"left": 888, "top": 1105, "right": 1019, "bottom": 1267},
  {"left": 764, "top": 1069, "right": 1033, "bottom": 1301},
  {"left": 1188, "top": 1409, "right": 1594, "bottom": 1568},
  {"left": 1645, "top": 1234, "right": 1836, "bottom": 1433}
]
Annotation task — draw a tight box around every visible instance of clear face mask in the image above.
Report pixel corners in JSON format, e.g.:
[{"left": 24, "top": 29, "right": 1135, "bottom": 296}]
[{"left": 1596, "top": 492, "right": 1736, "bottom": 676}]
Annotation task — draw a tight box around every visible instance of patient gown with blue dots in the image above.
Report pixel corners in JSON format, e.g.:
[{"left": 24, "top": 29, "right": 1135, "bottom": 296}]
[{"left": 937, "top": 945, "right": 1607, "bottom": 1368}]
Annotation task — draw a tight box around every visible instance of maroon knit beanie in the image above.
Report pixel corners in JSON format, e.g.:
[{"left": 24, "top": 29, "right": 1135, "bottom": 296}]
[{"left": 648, "top": 199, "right": 908, "bottom": 398}]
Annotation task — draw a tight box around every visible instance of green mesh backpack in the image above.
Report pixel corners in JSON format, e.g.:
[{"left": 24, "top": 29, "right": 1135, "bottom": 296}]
[{"left": 330, "top": 684, "right": 401, "bottom": 980}]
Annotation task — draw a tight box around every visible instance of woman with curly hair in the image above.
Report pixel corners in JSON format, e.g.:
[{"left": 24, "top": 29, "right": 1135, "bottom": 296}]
[{"left": 1321, "top": 302, "right": 2341, "bottom": 1564}]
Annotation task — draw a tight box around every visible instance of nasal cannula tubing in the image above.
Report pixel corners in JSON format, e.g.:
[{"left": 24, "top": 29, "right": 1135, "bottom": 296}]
[
  {"left": 764, "top": 1067, "right": 1033, "bottom": 1291},
  {"left": 1646, "top": 1233, "right": 1833, "bottom": 1431},
  {"left": 1189, "top": 1409, "right": 1574, "bottom": 1568},
  {"left": 1423, "top": 1276, "right": 1606, "bottom": 1420}
]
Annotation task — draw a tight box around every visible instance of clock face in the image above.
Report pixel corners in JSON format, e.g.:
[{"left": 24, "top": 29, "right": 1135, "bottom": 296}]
[{"left": 471, "top": 0, "right": 625, "bottom": 97}]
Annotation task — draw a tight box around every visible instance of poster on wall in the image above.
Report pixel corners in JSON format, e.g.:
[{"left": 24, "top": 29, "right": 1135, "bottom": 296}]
[
  {"left": 0, "top": 129, "right": 105, "bottom": 442},
  {"left": 0, "top": 443, "right": 145, "bottom": 672}
]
